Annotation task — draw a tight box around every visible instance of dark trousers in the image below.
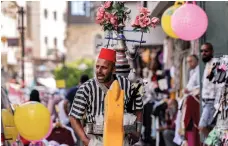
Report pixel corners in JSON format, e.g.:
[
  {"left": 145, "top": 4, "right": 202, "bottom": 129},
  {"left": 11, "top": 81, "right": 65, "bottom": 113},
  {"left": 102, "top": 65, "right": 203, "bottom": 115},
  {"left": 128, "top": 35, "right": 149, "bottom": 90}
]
[
  {"left": 143, "top": 102, "right": 154, "bottom": 143},
  {"left": 162, "top": 130, "right": 179, "bottom": 146}
]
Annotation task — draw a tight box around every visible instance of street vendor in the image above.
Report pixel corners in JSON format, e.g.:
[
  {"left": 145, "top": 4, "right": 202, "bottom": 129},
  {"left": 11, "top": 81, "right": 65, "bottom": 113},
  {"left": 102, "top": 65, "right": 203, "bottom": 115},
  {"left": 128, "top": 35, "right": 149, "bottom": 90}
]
[
  {"left": 69, "top": 48, "right": 143, "bottom": 146},
  {"left": 199, "top": 43, "right": 221, "bottom": 141}
]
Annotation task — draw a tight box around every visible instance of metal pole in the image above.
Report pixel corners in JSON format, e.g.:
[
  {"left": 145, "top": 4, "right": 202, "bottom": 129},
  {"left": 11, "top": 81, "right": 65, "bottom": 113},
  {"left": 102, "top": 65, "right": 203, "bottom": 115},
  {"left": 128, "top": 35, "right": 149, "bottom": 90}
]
[
  {"left": 18, "top": 7, "right": 25, "bottom": 84},
  {"left": 62, "top": 55, "right": 67, "bottom": 83},
  {"left": 198, "top": 1, "right": 206, "bottom": 143}
]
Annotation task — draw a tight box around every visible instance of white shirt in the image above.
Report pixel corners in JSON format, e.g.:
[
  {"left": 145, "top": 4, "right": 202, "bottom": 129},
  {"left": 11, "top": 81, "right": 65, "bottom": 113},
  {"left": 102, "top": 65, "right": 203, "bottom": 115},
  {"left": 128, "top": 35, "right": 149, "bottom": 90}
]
[
  {"left": 186, "top": 65, "right": 200, "bottom": 91},
  {"left": 202, "top": 59, "right": 221, "bottom": 99},
  {"left": 58, "top": 100, "right": 69, "bottom": 125}
]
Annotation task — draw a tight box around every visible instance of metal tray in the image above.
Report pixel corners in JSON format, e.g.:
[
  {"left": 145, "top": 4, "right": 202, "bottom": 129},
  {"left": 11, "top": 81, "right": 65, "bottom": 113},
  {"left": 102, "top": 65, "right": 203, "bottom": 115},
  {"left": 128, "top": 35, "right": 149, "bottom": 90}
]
[{"left": 87, "top": 123, "right": 136, "bottom": 135}]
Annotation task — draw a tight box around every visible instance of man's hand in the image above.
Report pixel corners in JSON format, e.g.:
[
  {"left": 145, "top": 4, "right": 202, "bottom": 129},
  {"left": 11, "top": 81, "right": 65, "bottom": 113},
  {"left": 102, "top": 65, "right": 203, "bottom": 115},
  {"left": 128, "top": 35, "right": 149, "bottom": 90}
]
[
  {"left": 129, "top": 132, "right": 140, "bottom": 145},
  {"left": 192, "top": 88, "right": 200, "bottom": 97},
  {"left": 69, "top": 117, "right": 90, "bottom": 146},
  {"left": 82, "top": 137, "right": 90, "bottom": 146},
  {"left": 178, "top": 128, "right": 185, "bottom": 136},
  {"left": 199, "top": 127, "right": 210, "bottom": 137},
  {"left": 184, "top": 88, "right": 190, "bottom": 94}
]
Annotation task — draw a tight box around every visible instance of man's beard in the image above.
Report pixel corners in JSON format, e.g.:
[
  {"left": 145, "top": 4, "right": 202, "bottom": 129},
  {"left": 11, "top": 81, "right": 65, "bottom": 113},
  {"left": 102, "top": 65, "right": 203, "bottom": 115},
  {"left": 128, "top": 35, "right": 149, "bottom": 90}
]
[
  {"left": 202, "top": 55, "right": 213, "bottom": 63},
  {"left": 97, "top": 72, "right": 113, "bottom": 83},
  {"left": 103, "top": 72, "right": 113, "bottom": 83}
]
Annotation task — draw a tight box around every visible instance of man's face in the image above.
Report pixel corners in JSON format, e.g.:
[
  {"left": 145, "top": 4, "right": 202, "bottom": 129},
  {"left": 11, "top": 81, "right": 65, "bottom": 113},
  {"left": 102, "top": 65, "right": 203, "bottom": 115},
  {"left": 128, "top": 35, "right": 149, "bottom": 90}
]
[
  {"left": 95, "top": 59, "right": 115, "bottom": 83},
  {"left": 201, "top": 44, "right": 213, "bottom": 63},
  {"left": 187, "top": 56, "right": 197, "bottom": 69}
]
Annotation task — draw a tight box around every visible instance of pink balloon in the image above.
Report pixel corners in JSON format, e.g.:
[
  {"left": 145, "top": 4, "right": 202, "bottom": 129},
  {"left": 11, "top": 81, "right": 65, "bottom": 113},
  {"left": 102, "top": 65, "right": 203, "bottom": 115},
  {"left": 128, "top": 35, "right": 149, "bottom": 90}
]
[
  {"left": 30, "top": 120, "right": 53, "bottom": 143},
  {"left": 171, "top": 2, "right": 208, "bottom": 41}
]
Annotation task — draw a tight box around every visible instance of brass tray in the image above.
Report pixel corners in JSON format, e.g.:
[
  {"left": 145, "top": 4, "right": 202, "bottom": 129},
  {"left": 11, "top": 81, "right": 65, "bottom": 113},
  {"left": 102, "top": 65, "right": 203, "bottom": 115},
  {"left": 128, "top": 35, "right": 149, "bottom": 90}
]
[{"left": 86, "top": 123, "right": 136, "bottom": 135}]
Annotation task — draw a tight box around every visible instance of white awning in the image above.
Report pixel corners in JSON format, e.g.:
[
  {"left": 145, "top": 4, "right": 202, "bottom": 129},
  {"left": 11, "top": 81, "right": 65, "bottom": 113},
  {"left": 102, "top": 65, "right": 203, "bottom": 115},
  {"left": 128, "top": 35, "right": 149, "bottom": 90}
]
[{"left": 37, "top": 77, "right": 56, "bottom": 89}]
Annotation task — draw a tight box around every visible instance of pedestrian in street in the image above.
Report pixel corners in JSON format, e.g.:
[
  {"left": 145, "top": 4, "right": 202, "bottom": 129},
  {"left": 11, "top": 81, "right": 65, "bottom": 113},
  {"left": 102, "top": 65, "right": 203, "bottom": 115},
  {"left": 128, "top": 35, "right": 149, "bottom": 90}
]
[
  {"left": 174, "top": 54, "right": 200, "bottom": 146},
  {"left": 20, "top": 89, "right": 41, "bottom": 146},
  {"left": 64, "top": 74, "right": 89, "bottom": 146},
  {"left": 69, "top": 48, "right": 143, "bottom": 146},
  {"left": 199, "top": 42, "right": 220, "bottom": 143},
  {"left": 157, "top": 98, "right": 179, "bottom": 146},
  {"left": 184, "top": 55, "right": 200, "bottom": 93},
  {"left": 64, "top": 74, "right": 89, "bottom": 115},
  {"left": 29, "top": 89, "right": 41, "bottom": 103}
]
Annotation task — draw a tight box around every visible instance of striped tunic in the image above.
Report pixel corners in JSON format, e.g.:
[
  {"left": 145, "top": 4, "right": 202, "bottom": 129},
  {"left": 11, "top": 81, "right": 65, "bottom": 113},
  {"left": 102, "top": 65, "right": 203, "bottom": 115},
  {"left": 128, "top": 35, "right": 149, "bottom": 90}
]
[{"left": 69, "top": 75, "right": 143, "bottom": 123}]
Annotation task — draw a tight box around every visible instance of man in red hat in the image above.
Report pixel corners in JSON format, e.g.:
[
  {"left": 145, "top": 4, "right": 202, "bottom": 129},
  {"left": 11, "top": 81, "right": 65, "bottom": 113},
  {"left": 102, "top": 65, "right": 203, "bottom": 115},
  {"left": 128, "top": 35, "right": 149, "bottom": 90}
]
[{"left": 69, "top": 48, "right": 143, "bottom": 146}]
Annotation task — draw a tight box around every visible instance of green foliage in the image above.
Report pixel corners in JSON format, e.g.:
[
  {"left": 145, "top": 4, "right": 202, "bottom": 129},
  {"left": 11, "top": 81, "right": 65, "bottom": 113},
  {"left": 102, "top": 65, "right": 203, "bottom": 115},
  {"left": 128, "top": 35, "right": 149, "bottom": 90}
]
[
  {"left": 133, "top": 27, "right": 150, "bottom": 33},
  {"left": 54, "top": 58, "right": 94, "bottom": 88}
]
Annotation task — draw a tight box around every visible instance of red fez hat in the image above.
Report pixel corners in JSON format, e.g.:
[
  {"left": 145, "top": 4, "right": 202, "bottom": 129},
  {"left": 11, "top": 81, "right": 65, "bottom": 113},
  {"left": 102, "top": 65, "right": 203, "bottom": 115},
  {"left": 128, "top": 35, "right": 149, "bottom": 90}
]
[{"left": 98, "top": 48, "right": 116, "bottom": 62}]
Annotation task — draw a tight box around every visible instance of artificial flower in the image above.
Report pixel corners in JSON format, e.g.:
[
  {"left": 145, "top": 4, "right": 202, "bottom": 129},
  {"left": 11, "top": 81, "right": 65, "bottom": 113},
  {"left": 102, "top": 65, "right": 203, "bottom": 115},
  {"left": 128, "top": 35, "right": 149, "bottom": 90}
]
[
  {"left": 104, "top": 1, "right": 112, "bottom": 9},
  {"left": 131, "top": 6, "right": 160, "bottom": 32}
]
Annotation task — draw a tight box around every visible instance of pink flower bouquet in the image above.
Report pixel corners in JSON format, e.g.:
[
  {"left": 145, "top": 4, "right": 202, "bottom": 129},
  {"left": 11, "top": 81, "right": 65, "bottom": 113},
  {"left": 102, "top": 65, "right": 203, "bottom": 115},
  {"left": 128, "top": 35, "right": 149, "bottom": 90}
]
[
  {"left": 131, "top": 7, "right": 160, "bottom": 32},
  {"left": 96, "top": 1, "right": 130, "bottom": 31}
]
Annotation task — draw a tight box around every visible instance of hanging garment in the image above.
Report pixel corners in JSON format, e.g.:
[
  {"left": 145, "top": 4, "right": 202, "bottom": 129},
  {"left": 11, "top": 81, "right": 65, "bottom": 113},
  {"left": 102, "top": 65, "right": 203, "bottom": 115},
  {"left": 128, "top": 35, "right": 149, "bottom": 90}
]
[
  {"left": 163, "top": 37, "right": 174, "bottom": 70},
  {"left": 57, "top": 100, "right": 69, "bottom": 125},
  {"left": 48, "top": 140, "right": 60, "bottom": 146},
  {"left": 46, "top": 126, "right": 75, "bottom": 146},
  {"left": 173, "top": 40, "right": 190, "bottom": 90},
  {"left": 173, "top": 97, "right": 185, "bottom": 145},
  {"left": 182, "top": 95, "right": 200, "bottom": 146}
]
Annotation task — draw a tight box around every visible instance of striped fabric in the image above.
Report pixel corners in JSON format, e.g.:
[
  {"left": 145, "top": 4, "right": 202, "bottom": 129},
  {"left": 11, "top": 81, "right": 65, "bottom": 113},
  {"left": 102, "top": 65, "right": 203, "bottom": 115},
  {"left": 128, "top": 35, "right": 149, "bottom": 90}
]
[
  {"left": 115, "top": 50, "right": 131, "bottom": 77},
  {"left": 69, "top": 75, "right": 143, "bottom": 123}
]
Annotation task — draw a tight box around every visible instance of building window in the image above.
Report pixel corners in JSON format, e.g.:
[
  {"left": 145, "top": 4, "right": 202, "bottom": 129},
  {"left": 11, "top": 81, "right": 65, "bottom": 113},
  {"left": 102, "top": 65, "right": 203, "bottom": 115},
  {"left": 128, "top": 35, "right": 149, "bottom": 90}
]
[
  {"left": 44, "top": 37, "right": 48, "bottom": 45},
  {"left": 53, "top": 11, "right": 57, "bottom": 20},
  {"left": 44, "top": 9, "right": 48, "bottom": 18},
  {"left": 71, "top": 1, "right": 90, "bottom": 16},
  {"left": 54, "top": 37, "right": 57, "bottom": 47}
]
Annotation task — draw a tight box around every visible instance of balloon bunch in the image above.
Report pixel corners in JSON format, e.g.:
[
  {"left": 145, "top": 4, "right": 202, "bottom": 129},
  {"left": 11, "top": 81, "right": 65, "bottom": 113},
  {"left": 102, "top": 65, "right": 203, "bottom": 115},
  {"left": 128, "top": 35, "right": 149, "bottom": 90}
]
[{"left": 161, "top": 1, "right": 208, "bottom": 41}]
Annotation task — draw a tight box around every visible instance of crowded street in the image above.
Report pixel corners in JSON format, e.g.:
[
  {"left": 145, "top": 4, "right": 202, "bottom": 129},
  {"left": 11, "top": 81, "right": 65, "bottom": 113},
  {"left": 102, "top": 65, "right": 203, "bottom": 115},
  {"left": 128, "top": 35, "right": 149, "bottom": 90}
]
[{"left": 1, "top": 1, "right": 228, "bottom": 146}]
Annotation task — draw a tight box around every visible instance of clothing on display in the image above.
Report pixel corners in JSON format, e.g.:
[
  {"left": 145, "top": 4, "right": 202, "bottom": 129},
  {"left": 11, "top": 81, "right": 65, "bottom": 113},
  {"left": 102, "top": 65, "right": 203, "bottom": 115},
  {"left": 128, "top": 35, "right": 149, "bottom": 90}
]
[
  {"left": 46, "top": 123, "right": 76, "bottom": 145},
  {"left": 163, "top": 38, "right": 174, "bottom": 70},
  {"left": 204, "top": 56, "right": 228, "bottom": 145},
  {"left": 182, "top": 95, "right": 200, "bottom": 146},
  {"left": 173, "top": 40, "right": 190, "bottom": 90},
  {"left": 57, "top": 100, "right": 69, "bottom": 125},
  {"left": 173, "top": 97, "right": 185, "bottom": 145},
  {"left": 205, "top": 128, "right": 228, "bottom": 146}
]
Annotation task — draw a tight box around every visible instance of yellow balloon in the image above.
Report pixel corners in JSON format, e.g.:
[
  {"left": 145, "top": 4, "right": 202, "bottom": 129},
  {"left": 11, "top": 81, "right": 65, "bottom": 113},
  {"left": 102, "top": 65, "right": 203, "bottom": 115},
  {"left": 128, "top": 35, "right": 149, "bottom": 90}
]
[
  {"left": 14, "top": 102, "right": 51, "bottom": 141},
  {"left": 161, "top": 1, "right": 185, "bottom": 38},
  {"left": 1, "top": 109, "right": 19, "bottom": 144}
]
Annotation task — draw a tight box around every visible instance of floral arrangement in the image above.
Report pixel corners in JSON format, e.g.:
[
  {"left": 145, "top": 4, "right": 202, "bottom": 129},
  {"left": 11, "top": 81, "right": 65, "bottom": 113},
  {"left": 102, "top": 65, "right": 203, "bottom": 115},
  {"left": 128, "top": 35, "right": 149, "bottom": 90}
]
[
  {"left": 131, "top": 7, "right": 160, "bottom": 32},
  {"left": 96, "top": 1, "right": 131, "bottom": 31}
]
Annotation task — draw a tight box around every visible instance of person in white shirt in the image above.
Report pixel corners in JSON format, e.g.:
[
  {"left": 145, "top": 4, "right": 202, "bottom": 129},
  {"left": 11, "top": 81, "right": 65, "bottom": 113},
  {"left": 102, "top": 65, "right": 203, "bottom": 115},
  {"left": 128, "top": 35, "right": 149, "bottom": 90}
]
[
  {"left": 174, "top": 55, "right": 200, "bottom": 145},
  {"left": 185, "top": 55, "right": 200, "bottom": 93},
  {"left": 199, "top": 42, "right": 218, "bottom": 141}
]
